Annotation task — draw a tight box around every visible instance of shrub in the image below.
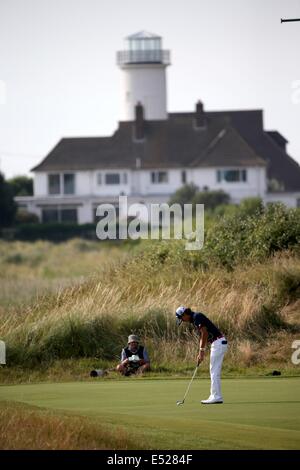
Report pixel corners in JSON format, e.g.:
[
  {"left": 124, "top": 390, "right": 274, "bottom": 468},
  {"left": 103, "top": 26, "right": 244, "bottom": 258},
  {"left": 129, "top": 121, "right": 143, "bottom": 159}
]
[
  {"left": 15, "top": 209, "right": 39, "bottom": 225},
  {"left": 169, "top": 183, "right": 199, "bottom": 207},
  {"left": 192, "top": 190, "right": 230, "bottom": 210},
  {"left": 8, "top": 223, "right": 98, "bottom": 242},
  {"left": 202, "top": 203, "right": 300, "bottom": 268},
  {"left": 238, "top": 197, "right": 264, "bottom": 216}
]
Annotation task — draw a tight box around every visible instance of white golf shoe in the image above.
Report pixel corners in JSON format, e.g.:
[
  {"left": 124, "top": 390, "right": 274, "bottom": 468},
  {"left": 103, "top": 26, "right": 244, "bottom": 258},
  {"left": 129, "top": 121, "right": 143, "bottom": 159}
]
[{"left": 201, "top": 398, "right": 223, "bottom": 404}]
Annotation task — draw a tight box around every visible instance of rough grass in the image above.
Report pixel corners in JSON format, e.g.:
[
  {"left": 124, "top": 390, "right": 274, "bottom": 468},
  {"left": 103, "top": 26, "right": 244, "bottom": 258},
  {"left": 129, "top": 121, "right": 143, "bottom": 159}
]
[
  {"left": 1, "top": 239, "right": 299, "bottom": 369},
  {"left": 0, "top": 238, "right": 130, "bottom": 307},
  {"left": 0, "top": 401, "right": 147, "bottom": 450}
]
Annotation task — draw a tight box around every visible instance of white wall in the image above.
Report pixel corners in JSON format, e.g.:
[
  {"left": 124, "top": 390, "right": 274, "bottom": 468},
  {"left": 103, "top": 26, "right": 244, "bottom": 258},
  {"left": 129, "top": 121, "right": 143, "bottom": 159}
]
[
  {"left": 188, "top": 167, "right": 266, "bottom": 202},
  {"left": 78, "top": 201, "right": 93, "bottom": 224},
  {"left": 120, "top": 64, "right": 168, "bottom": 121},
  {"left": 34, "top": 171, "right": 93, "bottom": 197},
  {"left": 132, "top": 167, "right": 266, "bottom": 200},
  {"left": 137, "top": 169, "right": 181, "bottom": 195},
  {"left": 34, "top": 170, "right": 131, "bottom": 197},
  {"left": 34, "top": 167, "right": 267, "bottom": 202},
  {"left": 76, "top": 172, "right": 92, "bottom": 195},
  {"left": 264, "top": 192, "right": 300, "bottom": 208},
  {"left": 34, "top": 173, "right": 48, "bottom": 196},
  {"left": 91, "top": 169, "right": 130, "bottom": 196}
]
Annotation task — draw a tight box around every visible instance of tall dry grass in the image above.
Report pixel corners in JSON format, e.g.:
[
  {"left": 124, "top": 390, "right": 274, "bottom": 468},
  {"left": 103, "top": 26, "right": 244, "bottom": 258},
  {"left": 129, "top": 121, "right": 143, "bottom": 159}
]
[
  {"left": 0, "top": 401, "right": 146, "bottom": 449},
  {"left": 1, "top": 237, "right": 299, "bottom": 368},
  {"left": 0, "top": 239, "right": 129, "bottom": 308}
]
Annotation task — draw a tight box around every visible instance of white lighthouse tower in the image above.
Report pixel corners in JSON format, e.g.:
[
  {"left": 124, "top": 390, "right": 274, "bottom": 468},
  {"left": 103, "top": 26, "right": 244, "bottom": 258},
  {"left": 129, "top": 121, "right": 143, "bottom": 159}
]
[{"left": 117, "top": 31, "right": 170, "bottom": 121}]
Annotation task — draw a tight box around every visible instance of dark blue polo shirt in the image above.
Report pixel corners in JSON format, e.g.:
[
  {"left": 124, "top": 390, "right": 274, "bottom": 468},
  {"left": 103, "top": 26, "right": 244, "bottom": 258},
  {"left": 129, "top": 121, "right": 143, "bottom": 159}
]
[{"left": 192, "top": 312, "right": 223, "bottom": 343}]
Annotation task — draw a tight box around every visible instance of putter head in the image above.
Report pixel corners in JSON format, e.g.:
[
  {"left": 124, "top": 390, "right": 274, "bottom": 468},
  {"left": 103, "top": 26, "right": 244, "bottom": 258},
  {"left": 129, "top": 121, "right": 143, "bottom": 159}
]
[{"left": 176, "top": 400, "right": 184, "bottom": 406}]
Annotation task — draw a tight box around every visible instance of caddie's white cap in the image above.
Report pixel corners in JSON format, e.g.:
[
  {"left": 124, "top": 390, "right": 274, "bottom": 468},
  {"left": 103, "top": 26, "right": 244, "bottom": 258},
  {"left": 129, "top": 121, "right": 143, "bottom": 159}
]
[{"left": 128, "top": 334, "right": 140, "bottom": 344}]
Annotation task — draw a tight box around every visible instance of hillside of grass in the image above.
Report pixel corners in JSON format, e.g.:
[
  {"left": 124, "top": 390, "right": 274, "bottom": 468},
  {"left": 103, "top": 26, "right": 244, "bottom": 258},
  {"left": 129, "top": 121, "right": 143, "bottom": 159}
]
[{"left": 0, "top": 203, "right": 299, "bottom": 376}]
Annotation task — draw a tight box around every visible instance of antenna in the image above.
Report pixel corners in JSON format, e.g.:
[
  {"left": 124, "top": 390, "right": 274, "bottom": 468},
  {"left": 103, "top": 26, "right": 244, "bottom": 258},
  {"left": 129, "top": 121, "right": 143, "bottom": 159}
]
[{"left": 281, "top": 18, "right": 300, "bottom": 23}]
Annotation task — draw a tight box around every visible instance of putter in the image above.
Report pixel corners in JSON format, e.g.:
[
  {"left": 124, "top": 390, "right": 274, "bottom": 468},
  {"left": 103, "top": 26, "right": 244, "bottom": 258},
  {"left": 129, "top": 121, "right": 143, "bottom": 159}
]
[{"left": 176, "top": 362, "right": 200, "bottom": 406}]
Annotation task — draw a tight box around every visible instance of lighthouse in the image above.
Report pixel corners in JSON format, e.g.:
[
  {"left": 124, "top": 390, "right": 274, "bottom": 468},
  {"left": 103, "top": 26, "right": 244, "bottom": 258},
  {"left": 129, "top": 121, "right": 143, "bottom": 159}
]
[{"left": 117, "top": 31, "right": 170, "bottom": 121}]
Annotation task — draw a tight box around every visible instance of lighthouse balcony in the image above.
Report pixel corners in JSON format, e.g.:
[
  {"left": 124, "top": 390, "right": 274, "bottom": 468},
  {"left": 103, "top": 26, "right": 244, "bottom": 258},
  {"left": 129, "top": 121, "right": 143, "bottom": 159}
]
[{"left": 117, "top": 49, "right": 170, "bottom": 66}]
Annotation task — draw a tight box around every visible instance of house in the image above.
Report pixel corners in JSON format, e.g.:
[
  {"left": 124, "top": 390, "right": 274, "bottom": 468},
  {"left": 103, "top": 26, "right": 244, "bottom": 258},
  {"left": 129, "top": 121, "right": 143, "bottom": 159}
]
[{"left": 16, "top": 31, "right": 300, "bottom": 224}]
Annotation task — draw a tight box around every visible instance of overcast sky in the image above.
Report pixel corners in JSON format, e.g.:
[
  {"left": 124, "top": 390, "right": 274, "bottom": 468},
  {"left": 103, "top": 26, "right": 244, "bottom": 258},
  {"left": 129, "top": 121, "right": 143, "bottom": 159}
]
[{"left": 0, "top": 0, "right": 300, "bottom": 178}]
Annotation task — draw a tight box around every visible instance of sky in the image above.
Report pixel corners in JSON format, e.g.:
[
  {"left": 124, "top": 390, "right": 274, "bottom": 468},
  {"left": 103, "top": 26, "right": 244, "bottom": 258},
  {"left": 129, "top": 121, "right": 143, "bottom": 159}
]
[{"left": 0, "top": 0, "right": 300, "bottom": 178}]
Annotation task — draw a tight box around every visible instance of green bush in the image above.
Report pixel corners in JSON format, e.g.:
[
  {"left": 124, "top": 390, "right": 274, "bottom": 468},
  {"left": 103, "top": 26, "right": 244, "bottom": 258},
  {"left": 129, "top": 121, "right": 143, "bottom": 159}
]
[
  {"left": 192, "top": 190, "right": 230, "bottom": 210},
  {"left": 169, "top": 183, "right": 199, "bottom": 207},
  {"left": 203, "top": 203, "right": 300, "bottom": 268},
  {"left": 4, "top": 223, "right": 98, "bottom": 242},
  {"left": 238, "top": 197, "right": 264, "bottom": 216},
  {"left": 15, "top": 209, "right": 39, "bottom": 225},
  {"left": 139, "top": 204, "right": 300, "bottom": 271},
  {"left": 169, "top": 185, "right": 230, "bottom": 212}
]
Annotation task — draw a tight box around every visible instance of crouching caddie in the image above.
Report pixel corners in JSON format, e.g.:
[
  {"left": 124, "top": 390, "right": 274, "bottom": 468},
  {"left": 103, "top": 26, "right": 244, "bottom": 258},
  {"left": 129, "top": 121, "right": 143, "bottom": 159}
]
[{"left": 116, "top": 334, "right": 150, "bottom": 376}]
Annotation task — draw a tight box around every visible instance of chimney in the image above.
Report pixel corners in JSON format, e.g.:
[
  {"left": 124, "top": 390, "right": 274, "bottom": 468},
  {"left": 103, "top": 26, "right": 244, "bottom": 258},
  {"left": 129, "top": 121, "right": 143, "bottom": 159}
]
[
  {"left": 266, "top": 131, "right": 288, "bottom": 152},
  {"left": 195, "top": 100, "right": 206, "bottom": 129},
  {"left": 134, "top": 102, "right": 145, "bottom": 141}
]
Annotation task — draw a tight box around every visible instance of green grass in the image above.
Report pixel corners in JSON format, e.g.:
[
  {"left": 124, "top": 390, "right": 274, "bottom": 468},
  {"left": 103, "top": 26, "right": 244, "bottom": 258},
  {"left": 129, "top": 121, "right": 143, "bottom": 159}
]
[
  {"left": 1, "top": 377, "right": 299, "bottom": 449},
  {"left": 1, "top": 359, "right": 300, "bottom": 385}
]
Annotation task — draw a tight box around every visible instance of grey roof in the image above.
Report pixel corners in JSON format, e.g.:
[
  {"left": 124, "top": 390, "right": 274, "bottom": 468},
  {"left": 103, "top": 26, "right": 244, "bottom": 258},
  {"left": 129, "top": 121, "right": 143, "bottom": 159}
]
[
  {"left": 126, "top": 31, "right": 161, "bottom": 40},
  {"left": 190, "top": 126, "right": 265, "bottom": 167},
  {"left": 31, "top": 109, "right": 300, "bottom": 191}
]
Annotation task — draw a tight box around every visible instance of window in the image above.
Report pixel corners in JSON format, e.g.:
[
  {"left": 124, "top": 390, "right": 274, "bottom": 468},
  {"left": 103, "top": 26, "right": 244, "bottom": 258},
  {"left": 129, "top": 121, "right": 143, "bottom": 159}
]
[
  {"left": 48, "top": 173, "right": 75, "bottom": 195},
  {"left": 217, "top": 169, "right": 247, "bottom": 183},
  {"left": 48, "top": 174, "right": 60, "bottom": 195},
  {"left": 97, "top": 173, "right": 102, "bottom": 185},
  {"left": 151, "top": 171, "right": 168, "bottom": 184},
  {"left": 123, "top": 172, "right": 128, "bottom": 184},
  {"left": 105, "top": 173, "right": 120, "bottom": 185},
  {"left": 42, "top": 208, "right": 59, "bottom": 223},
  {"left": 63, "top": 174, "right": 75, "bottom": 194},
  {"left": 61, "top": 209, "right": 77, "bottom": 223},
  {"left": 42, "top": 207, "right": 77, "bottom": 223},
  {"left": 297, "top": 198, "right": 300, "bottom": 208},
  {"left": 181, "top": 170, "right": 186, "bottom": 184}
]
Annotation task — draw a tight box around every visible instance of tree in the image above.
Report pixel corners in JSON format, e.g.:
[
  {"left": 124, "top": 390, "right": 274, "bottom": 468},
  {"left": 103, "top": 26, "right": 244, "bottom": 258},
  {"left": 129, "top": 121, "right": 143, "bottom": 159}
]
[
  {"left": 7, "top": 175, "right": 33, "bottom": 196},
  {"left": 192, "top": 190, "right": 230, "bottom": 210},
  {"left": 0, "top": 172, "right": 17, "bottom": 227},
  {"left": 169, "top": 183, "right": 199, "bottom": 207}
]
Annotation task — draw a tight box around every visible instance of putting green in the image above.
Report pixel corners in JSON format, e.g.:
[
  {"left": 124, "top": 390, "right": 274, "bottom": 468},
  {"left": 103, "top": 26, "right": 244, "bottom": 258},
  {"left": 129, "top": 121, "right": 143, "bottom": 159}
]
[{"left": 1, "top": 377, "right": 300, "bottom": 449}]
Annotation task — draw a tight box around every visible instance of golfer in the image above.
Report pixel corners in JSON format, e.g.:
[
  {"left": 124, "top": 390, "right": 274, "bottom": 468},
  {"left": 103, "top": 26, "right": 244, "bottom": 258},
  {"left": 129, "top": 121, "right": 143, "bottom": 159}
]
[
  {"left": 116, "top": 334, "right": 150, "bottom": 376},
  {"left": 175, "top": 306, "right": 228, "bottom": 404}
]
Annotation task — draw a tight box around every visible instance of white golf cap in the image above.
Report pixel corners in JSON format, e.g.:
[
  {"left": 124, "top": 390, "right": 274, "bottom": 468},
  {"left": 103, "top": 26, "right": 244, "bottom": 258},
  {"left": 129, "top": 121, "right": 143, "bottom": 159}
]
[{"left": 128, "top": 334, "right": 139, "bottom": 344}]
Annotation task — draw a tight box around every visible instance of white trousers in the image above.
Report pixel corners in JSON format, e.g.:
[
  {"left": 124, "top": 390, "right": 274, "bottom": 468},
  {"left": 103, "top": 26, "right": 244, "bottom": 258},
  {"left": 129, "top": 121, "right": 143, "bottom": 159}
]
[{"left": 209, "top": 338, "right": 228, "bottom": 400}]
